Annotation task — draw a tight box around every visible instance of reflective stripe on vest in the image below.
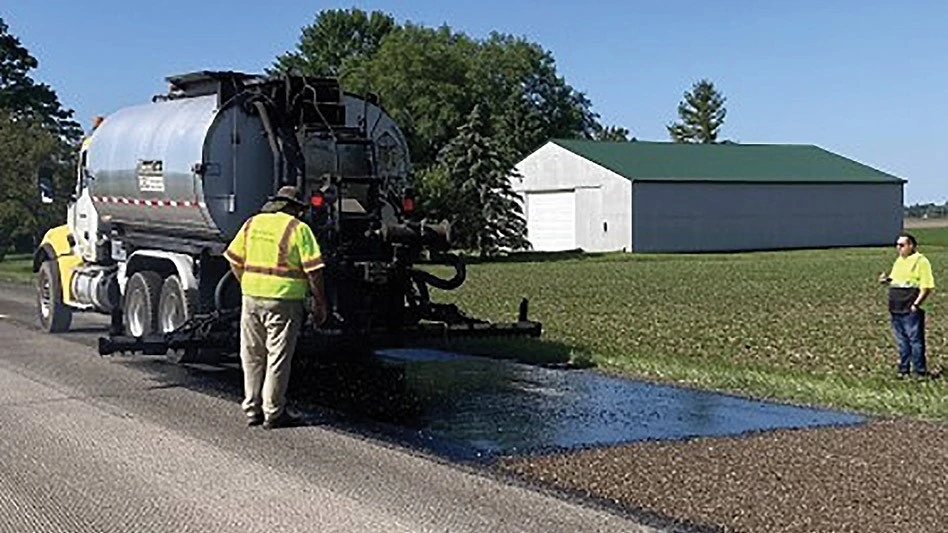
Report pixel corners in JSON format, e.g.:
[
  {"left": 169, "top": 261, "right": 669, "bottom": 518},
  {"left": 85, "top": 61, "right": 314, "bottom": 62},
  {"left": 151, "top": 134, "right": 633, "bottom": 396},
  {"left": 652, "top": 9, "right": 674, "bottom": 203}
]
[
  {"left": 276, "top": 218, "right": 301, "bottom": 276},
  {"left": 890, "top": 281, "right": 920, "bottom": 289},
  {"left": 224, "top": 218, "right": 253, "bottom": 266}
]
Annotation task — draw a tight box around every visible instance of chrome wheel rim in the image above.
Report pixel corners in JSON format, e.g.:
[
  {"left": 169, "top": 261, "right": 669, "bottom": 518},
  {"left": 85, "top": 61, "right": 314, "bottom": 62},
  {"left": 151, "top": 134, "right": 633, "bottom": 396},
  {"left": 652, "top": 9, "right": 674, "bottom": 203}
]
[
  {"left": 160, "top": 290, "right": 184, "bottom": 333},
  {"left": 39, "top": 274, "right": 51, "bottom": 320},
  {"left": 126, "top": 289, "right": 147, "bottom": 337}
]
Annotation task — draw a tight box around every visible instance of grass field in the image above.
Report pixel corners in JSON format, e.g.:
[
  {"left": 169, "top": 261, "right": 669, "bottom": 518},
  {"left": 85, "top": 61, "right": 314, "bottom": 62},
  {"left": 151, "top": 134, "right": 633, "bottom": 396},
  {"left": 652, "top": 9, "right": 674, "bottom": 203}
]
[
  {"left": 910, "top": 226, "right": 948, "bottom": 247},
  {"left": 432, "top": 228, "right": 948, "bottom": 420}
]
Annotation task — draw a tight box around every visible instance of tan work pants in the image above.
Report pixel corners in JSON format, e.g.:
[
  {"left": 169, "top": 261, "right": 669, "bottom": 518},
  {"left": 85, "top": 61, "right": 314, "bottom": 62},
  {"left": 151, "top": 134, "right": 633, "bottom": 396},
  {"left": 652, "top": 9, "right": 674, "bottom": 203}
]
[{"left": 239, "top": 296, "right": 304, "bottom": 421}]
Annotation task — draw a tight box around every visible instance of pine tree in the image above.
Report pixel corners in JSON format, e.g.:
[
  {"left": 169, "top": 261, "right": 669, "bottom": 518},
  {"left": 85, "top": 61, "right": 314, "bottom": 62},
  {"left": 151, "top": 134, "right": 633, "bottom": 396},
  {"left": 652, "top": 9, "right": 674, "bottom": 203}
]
[
  {"left": 667, "top": 79, "right": 727, "bottom": 144},
  {"left": 427, "top": 105, "right": 528, "bottom": 256},
  {"left": 593, "top": 124, "right": 631, "bottom": 142}
]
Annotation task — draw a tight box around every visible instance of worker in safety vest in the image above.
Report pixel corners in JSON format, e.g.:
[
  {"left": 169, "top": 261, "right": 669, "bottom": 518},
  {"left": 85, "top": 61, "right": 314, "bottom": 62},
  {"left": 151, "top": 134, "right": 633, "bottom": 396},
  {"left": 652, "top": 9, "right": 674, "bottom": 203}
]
[
  {"left": 225, "top": 185, "right": 328, "bottom": 429},
  {"left": 878, "top": 232, "right": 935, "bottom": 379}
]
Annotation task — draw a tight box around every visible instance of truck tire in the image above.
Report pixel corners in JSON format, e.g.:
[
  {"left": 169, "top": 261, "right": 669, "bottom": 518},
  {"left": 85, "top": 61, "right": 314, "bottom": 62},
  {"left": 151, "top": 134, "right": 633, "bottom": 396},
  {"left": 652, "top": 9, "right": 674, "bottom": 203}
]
[
  {"left": 158, "top": 275, "right": 206, "bottom": 364},
  {"left": 36, "top": 260, "right": 73, "bottom": 333},
  {"left": 124, "top": 271, "right": 163, "bottom": 337},
  {"left": 158, "top": 275, "right": 197, "bottom": 333}
]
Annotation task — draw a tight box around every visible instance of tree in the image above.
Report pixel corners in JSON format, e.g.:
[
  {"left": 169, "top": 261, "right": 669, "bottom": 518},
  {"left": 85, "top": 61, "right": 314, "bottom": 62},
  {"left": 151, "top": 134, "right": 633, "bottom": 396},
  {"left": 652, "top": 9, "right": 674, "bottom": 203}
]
[
  {"left": 593, "top": 125, "right": 631, "bottom": 142},
  {"left": 340, "top": 24, "right": 477, "bottom": 169},
  {"left": 0, "top": 111, "right": 69, "bottom": 259},
  {"left": 0, "top": 18, "right": 79, "bottom": 256},
  {"left": 469, "top": 33, "right": 600, "bottom": 159},
  {"left": 283, "top": 11, "right": 602, "bottom": 171},
  {"left": 273, "top": 8, "right": 396, "bottom": 77},
  {"left": 667, "top": 79, "right": 726, "bottom": 144},
  {"left": 279, "top": 9, "right": 609, "bottom": 253},
  {"left": 422, "top": 105, "right": 528, "bottom": 256},
  {"left": 0, "top": 18, "right": 81, "bottom": 141}
]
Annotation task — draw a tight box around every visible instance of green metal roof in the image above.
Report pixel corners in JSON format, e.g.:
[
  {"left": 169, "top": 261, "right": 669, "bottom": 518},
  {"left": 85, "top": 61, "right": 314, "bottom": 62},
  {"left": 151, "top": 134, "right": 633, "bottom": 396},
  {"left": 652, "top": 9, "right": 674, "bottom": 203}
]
[{"left": 551, "top": 139, "right": 904, "bottom": 183}]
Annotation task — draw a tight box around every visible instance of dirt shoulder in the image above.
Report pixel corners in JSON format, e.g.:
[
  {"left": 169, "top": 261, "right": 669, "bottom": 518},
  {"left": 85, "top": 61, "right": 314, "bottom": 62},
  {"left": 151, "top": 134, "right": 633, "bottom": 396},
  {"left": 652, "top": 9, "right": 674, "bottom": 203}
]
[
  {"left": 904, "top": 217, "right": 948, "bottom": 229},
  {"left": 500, "top": 418, "right": 947, "bottom": 533}
]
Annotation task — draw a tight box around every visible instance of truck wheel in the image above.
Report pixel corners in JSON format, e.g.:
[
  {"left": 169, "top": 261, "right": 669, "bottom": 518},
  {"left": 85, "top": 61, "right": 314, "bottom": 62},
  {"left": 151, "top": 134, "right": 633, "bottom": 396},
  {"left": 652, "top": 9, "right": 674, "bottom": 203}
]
[
  {"left": 158, "top": 275, "right": 198, "bottom": 333},
  {"left": 36, "top": 260, "right": 73, "bottom": 333},
  {"left": 159, "top": 275, "right": 211, "bottom": 364},
  {"left": 124, "top": 271, "right": 163, "bottom": 337}
]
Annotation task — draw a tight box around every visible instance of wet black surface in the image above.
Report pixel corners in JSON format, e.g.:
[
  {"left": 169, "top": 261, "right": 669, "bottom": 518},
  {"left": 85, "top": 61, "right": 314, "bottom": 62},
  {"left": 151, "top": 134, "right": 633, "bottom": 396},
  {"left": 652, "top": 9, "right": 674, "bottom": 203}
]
[
  {"left": 364, "top": 349, "right": 866, "bottom": 460},
  {"left": 110, "top": 344, "right": 868, "bottom": 464}
]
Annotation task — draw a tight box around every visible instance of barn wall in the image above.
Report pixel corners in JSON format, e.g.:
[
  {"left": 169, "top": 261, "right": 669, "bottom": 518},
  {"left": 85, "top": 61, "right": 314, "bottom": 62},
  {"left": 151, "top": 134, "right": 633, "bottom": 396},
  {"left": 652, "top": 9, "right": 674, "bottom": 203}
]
[
  {"left": 632, "top": 182, "right": 904, "bottom": 252},
  {"left": 513, "top": 143, "right": 631, "bottom": 252}
]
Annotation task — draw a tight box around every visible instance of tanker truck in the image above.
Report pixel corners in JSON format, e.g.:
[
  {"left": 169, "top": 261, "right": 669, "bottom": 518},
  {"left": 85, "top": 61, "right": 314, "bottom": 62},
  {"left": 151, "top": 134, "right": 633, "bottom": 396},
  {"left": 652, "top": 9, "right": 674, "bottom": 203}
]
[{"left": 33, "top": 71, "right": 540, "bottom": 361}]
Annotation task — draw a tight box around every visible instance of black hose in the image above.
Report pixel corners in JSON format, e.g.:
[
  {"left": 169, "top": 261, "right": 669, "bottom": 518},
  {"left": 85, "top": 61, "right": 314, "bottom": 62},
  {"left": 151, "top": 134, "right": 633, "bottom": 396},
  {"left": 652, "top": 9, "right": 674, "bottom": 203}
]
[
  {"left": 410, "top": 254, "right": 466, "bottom": 291},
  {"left": 214, "top": 270, "right": 238, "bottom": 311}
]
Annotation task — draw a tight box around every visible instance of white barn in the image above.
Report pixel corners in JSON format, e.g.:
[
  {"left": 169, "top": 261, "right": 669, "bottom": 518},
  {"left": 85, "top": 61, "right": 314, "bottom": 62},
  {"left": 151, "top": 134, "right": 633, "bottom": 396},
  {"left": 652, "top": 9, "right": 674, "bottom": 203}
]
[{"left": 512, "top": 140, "right": 904, "bottom": 253}]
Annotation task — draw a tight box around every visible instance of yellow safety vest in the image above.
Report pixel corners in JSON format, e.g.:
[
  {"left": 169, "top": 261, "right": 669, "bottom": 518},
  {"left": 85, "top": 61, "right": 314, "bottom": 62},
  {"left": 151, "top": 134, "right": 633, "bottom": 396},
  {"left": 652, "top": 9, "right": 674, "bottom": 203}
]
[
  {"left": 889, "top": 252, "right": 935, "bottom": 289},
  {"left": 224, "top": 212, "right": 324, "bottom": 300}
]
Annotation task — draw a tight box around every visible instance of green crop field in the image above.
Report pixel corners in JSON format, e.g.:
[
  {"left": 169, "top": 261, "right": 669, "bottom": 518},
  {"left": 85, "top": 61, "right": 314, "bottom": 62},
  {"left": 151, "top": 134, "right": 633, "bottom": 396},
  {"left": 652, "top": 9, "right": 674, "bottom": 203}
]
[
  {"left": 431, "top": 228, "right": 948, "bottom": 420},
  {"left": 912, "top": 226, "right": 948, "bottom": 247}
]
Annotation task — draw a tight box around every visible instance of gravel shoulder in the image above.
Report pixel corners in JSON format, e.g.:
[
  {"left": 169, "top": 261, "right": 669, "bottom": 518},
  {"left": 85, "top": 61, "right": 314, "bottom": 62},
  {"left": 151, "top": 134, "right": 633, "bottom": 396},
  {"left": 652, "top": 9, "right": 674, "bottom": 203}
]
[{"left": 500, "top": 418, "right": 948, "bottom": 533}]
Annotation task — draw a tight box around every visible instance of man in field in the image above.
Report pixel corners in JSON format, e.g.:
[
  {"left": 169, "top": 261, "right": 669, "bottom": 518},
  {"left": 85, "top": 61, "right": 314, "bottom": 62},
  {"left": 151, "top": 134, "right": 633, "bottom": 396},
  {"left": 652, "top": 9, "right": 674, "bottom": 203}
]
[{"left": 878, "top": 233, "right": 935, "bottom": 378}]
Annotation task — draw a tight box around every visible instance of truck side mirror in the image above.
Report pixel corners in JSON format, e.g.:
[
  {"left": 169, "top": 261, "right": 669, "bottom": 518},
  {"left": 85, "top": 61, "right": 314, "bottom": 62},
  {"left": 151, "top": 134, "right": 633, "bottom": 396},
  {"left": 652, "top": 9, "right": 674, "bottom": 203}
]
[{"left": 38, "top": 167, "right": 54, "bottom": 204}]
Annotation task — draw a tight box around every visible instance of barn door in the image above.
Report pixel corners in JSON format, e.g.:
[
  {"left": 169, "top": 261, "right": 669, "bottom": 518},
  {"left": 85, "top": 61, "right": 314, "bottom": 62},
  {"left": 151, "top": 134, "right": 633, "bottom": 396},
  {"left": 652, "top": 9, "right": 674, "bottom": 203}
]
[{"left": 526, "top": 191, "right": 576, "bottom": 251}]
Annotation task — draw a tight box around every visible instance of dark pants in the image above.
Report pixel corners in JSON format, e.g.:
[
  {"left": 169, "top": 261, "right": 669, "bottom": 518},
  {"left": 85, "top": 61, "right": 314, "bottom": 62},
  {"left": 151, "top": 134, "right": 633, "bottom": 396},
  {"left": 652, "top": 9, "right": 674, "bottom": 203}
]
[{"left": 890, "top": 310, "right": 926, "bottom": 375}]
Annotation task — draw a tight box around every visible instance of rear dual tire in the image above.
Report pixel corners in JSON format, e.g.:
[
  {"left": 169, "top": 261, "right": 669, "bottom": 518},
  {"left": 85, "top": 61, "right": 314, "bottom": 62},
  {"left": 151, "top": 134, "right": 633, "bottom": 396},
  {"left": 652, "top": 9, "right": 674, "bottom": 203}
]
[
  {"left": 123, "top": 271, "right": 163, "bottom": 337},
  {"left": 158, "top": 275, "right": 198, "bottom": 334},
  {"left": 158, "top": 275, "right": 201, "bottom": 364},
  {"left": 124, "top": 271, "right": 206, "bottom": 363},
  {"left": 124, "top": 272, "right": 198, "bottom": 336}
]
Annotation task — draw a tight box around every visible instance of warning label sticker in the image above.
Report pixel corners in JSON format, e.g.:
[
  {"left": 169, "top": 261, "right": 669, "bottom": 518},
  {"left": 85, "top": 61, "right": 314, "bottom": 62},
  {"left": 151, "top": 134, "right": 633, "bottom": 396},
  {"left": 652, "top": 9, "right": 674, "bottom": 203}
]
[{"left": 138, "top": 160, "right": 165, "bottom": 193}]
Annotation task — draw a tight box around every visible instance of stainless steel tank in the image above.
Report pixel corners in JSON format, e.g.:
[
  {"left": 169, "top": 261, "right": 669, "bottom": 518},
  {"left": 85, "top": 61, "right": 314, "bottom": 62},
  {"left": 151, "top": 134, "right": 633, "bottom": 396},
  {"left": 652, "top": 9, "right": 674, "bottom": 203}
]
[{"left": 85, "top": 91, "right": 410, "bottom": 243}]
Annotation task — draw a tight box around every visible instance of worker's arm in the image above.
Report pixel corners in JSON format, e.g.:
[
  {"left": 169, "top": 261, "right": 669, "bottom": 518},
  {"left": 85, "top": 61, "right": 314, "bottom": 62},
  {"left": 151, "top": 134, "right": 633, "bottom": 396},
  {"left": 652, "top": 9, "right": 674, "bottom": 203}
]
[
  {"left": 913, "top": 256, "right": 936, "bottom": 310},
  {"left": 296, "top": 222, "right": 328, "bottom": 325},
  {"left": 225, "top": 219, "right": 250, "bottom": 283},
  {"left": 913, "top": 287, "right": 932, "bottom": 309},
  {"left": 307, "top": 269, "right": 328, "bottom": 326}
]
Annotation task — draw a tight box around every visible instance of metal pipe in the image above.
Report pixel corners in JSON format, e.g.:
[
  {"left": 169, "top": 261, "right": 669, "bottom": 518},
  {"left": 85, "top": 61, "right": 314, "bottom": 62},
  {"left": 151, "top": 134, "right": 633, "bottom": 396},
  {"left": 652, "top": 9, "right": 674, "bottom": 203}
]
[{"left": 252, "top": 100, "right": 282, "bottom": 193}]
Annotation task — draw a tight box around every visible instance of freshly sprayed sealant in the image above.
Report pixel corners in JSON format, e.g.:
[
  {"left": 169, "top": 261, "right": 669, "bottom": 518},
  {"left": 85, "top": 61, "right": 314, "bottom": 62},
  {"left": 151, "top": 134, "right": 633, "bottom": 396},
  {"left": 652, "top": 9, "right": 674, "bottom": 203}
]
[
  {"left": 131, "top": 346, "right": 866, "bottom": 462},
  {"left": 356, "top": 348, "right": 866, "bottom": 460}
]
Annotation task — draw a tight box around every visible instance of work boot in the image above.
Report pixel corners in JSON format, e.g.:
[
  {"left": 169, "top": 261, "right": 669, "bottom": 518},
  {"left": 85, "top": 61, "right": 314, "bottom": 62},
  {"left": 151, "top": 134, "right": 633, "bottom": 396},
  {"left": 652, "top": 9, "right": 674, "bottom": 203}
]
[{"left": 262, "top": 411, "right": 303, "bottom": 430}]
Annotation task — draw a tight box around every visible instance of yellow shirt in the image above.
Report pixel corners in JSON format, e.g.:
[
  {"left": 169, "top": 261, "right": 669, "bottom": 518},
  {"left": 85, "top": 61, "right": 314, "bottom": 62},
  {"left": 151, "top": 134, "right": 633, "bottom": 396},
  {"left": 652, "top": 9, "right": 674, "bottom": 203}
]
[
  {"left": 889, "top": 252, "right": 935, "bottom": 289},
  {"left": 224, "top": 212, "right": 324, "bottom": 300}
]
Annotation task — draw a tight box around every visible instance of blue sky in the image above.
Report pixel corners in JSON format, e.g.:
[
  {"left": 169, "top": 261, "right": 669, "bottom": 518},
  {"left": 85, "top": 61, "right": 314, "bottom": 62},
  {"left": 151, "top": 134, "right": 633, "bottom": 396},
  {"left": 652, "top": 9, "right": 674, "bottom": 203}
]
[{"left": 4, "top": 0, "right": 945, "bottom": 204}]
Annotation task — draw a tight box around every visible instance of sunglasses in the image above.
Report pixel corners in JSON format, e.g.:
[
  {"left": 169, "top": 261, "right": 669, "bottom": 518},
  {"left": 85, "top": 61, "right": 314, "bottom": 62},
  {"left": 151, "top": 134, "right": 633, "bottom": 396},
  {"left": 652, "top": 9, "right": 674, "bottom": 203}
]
[{"left": 896, "top": 243, "right": 910, "bottom": 248}]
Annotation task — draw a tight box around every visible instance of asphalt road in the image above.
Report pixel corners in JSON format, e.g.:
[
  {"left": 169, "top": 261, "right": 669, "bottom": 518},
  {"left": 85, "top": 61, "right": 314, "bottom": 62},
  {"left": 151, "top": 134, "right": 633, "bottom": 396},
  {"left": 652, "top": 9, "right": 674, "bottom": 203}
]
[{"left": 0, "top": 282, "right": 659, "bottom": 533}]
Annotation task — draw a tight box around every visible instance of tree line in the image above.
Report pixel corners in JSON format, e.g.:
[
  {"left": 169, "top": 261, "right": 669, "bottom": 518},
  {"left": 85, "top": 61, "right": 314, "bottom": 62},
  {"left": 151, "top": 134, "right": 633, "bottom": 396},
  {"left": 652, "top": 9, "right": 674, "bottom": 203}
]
[
  {"left": 905, "top": 202, "right": 948, "bottom": 219},
  {"left": 0, "top": 10, "right": 729, "bottom": 259}
]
